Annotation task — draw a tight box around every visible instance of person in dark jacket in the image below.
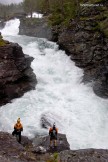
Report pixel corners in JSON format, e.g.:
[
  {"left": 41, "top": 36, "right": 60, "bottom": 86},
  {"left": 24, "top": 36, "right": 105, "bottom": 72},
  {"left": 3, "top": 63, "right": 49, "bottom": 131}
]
[{"left": 49, "top": 123, "right": 58, "bottom": 147}]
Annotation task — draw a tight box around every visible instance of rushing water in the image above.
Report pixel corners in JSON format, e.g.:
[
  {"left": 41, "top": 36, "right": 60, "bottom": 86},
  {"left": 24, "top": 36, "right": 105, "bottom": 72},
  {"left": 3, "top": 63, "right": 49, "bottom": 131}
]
[{"left": 0, "top": 19, "right": 108, "bottom": 150}]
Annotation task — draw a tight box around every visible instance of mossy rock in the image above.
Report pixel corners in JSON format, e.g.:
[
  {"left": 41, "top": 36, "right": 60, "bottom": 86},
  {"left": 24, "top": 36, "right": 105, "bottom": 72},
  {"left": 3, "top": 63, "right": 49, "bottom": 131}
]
[
  {"left": 23, "top": 18, "right": 40, "bottom": 26},
  {"left": 48, "top": 14, "right": 64, "bottom": 26},
  {"left": 99, "top": 18, "right": 108, "bottom": 37},
  {"left": 0, "top": 39, "right": 6, "bottom": 46},
  {"left": 80, "top": 17, "right": 92, "bottom": 21},
  {"left": 46, "top": 153, "right": 59, "bottom": 162}
]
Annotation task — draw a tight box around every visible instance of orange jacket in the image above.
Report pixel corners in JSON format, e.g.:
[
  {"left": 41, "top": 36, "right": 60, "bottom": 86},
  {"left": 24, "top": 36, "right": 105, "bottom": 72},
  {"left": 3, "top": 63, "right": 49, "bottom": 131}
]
[{"left": 14, "top": 122, "right": 23, "bottom": 131}]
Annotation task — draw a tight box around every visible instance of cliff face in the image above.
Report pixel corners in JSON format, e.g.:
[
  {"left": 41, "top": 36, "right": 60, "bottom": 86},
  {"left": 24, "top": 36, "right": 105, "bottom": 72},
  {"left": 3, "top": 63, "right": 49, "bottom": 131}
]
[
  {"left": 0, "top": 21, "right": 5, "bottom": 29},
  {"left": 18, "top": 1, "right": 108, "bottom": 97},
  {"left": 0, "top": 40, "right": 36, "bottom": 106},
  {"left": 55, "top": 1, "right": 108, "bottom": 97},
  {"left": 19, "top": 17, "right": 53, "bottom": 40}
]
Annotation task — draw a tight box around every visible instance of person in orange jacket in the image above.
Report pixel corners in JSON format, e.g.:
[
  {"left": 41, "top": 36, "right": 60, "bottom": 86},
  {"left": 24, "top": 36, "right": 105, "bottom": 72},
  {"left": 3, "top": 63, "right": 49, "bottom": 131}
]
[
  {"left": 49, "top": 123, "right": 58, "bottom": 147},
  {"left": 12, "top": 118, "right": 23, "bottom": 143}
]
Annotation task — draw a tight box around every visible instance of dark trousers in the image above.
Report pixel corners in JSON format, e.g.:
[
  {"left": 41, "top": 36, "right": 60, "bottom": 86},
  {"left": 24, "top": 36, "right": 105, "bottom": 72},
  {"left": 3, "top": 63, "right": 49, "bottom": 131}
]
[{"left": 12, "top": 130, "right": 21, "bottom": 143}]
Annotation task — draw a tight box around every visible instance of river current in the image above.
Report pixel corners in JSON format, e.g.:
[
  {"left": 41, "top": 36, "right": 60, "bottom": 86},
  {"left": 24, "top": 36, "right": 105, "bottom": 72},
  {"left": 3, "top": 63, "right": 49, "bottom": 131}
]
[{"left": 0, "top": 19, "right": 108, "bottom": 149}]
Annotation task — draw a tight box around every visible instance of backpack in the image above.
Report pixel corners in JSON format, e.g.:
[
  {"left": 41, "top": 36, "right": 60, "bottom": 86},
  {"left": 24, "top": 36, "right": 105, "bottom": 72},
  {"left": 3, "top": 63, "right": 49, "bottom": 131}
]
[{"left": 51, "top": 128, "right": 57, "bottom": 138}]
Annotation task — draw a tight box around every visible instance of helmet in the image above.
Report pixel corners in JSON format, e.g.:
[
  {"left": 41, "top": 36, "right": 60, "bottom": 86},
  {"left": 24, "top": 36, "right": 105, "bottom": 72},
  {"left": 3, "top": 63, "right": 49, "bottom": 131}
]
[
  {"left": 17, "top": 118, "right": 20, "bottom": 123},
  {"left": 53, "top": 123, "right": 56, "bottom": 128}
]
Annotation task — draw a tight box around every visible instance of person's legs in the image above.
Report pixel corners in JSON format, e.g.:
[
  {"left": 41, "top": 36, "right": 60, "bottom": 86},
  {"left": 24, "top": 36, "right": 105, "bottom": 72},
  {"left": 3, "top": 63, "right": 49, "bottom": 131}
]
[
  {"left": 50, "top": 136, "right": 53, "bottom": 147},
  {"left": 54, "top": 139, "right": 57, "bottom": 146},
  {"left": 50, "top": 137, "right": 57, "bottom": 147}
]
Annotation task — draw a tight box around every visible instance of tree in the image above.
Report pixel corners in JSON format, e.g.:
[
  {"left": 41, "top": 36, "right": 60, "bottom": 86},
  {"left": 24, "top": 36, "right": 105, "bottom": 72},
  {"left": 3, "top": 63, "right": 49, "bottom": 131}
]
[{"left": 23, "top": 0, "right": 37, "bottom": 18}]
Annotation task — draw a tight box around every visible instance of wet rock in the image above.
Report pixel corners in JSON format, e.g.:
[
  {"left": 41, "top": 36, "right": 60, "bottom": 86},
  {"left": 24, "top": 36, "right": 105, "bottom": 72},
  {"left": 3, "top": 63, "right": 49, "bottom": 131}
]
[
  {"left": 33, "top": 133, "right": 70, "bottom": 153},
  {"left": 0, "top": 39, "right": 36, "bottom": 106},
  {"left": 40, "top": 112, "right": 63, "bottom": 129},
  {"left": 19, "top": 17, "right": 52, "bottom": 40},
  {"left": 40, "top": 115, "right": 52, "bottom": 129},
  {"left": 0, "top": 20, "right": 5, "bottom": 29}
]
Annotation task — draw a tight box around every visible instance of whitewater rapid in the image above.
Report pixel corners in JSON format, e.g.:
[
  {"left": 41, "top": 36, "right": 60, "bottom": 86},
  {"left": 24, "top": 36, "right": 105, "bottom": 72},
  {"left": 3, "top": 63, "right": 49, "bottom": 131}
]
[{"left": 0, "top": 19, "right": 108, "bottom": 150}]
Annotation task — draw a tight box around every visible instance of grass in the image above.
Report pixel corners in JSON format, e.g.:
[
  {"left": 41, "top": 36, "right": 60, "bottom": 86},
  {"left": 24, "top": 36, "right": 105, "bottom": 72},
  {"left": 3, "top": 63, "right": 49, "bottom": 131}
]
[
  {"left": 23, "top": 18, "right": 40, "bottom": 26},
  {"left": 0, "top": 38, "right": 6, "bottom": 46},
  {"left": 98, "top": 18, "right": 108, "bottom": 37},
  {"left": 46, "top": 153, "right": 59, "bottom": 162}
]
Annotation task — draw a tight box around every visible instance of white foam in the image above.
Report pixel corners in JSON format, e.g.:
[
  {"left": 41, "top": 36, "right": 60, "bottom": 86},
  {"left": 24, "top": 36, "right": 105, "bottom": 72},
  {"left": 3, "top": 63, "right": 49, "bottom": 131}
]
[
  {"left": 26, "top": 12, "right": 43, "bottom": 18},
  {"left": 1, "top": 19, "right": 20, "bottom": 36},
  {"left": 0, "top": 19, "right": 108, "bottom": 149}
]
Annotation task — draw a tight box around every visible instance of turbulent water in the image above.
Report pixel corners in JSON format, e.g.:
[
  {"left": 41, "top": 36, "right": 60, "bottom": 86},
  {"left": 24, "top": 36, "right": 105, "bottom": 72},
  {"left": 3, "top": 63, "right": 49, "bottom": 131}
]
[{"left": 0, "top": 19, "right": 108, "bottom": 150}]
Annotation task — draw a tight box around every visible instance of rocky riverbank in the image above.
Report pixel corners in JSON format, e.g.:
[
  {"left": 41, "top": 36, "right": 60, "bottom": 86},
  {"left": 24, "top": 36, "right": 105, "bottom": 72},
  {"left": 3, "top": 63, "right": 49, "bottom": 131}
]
[
  {"left": 1, "top": 131, "right": 108, "bottom": 162},
  {"left": 0, "top": 131, "right": 70, "bottom": 162},
  {"left": 0, "top": 37, "right": 36, "bottom": 106}
]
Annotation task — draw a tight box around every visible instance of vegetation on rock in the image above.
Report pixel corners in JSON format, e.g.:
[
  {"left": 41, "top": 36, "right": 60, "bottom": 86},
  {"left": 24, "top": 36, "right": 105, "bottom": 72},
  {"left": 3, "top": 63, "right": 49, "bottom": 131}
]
[
  {"left": 46, "top": 153, "right": 59, "bottom": 162},
  {"left": 0, "top": 34, "right": 6, "bottom": 46}
]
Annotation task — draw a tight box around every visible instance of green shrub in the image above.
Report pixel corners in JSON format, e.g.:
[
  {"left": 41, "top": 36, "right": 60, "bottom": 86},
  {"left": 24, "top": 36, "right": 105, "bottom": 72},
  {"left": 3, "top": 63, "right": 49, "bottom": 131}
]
[
  {"left": 46, "top": 153, "right": 59, "bottom": 162},
  {"left": 0, "top": 39, "right": 6, "bottom": 46},
  {"left": 49, "top": 13, "right": 64, "bottom": 26},
  {"left": 23, "top": 18, "right": 40, "bottom": 26},
  {"left": 99, "top": 19, "right": 108, "bottom": 37}
]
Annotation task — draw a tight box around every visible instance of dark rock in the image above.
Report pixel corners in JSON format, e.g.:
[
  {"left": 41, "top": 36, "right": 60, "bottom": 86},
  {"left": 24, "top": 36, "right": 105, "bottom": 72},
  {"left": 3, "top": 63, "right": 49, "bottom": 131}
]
[
  {"left": 52, "top": 1, "right": 108, "bottom": 98},
  {"left": 19, "top": 17, "right": 53, "bottom": 40},
  {"left": 32, "top": 133, "right": 70, "bottom": 153},
  {"left": 0, "top": 132, "right": 38, "bottom": 162},
  {"left": 40, "top": 115, "right": 52, "bottom": 129},
  {"left": 59, "top": 149, "right": 108, "bottom": 162},
  {"left": 0, "top": 20, "right": 5, "bottom": 29},
  {"left": 1, "top": 131, "right": 108, "bottom": 162},
  {"left": 0, "top": 40, "right": 37, "bottom": 106},
  {"left": 0, "top": 131, "right": 70, "bottom": 162}
]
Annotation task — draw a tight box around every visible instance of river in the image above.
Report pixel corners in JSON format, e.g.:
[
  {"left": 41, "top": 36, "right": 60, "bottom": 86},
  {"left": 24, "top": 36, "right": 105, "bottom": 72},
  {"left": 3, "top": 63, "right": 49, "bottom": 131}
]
[{"left": 0, "top": 19, "right": 108, "bottom": 150}]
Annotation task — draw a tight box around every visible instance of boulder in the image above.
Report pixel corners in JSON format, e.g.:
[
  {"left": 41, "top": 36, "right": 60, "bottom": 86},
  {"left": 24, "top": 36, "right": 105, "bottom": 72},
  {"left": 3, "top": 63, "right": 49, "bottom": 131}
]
[
  {"left": 32, "top": 133, "right": 70, "bottom": 153},
  {"left": 40, "top": 115, "right": 52, "bottom": 129},
  {"left": 0, "top": 40, "right": 36, "bottom": 106},
  {"left": 19, "top": 17, "right": 52, "bottom": 40},
  {"left": 0, "top": 20, "right": 5, "bottom": 29}
]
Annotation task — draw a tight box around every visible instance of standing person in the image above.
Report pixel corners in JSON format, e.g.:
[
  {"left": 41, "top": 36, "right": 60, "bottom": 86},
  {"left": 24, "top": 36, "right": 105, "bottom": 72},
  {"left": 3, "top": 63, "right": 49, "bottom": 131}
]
[
  {"left": 12, "top": 118, "right": 23, "bottom": 143},
  {"left": 49, "top": 123, "right": 58, "bottom": 147}
]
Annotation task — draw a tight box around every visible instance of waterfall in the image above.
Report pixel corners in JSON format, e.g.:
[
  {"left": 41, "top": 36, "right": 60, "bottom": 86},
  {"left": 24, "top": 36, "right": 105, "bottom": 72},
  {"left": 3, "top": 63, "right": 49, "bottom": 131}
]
[{"left": 0, "top": 19, "right": 108, "bottom": 150}]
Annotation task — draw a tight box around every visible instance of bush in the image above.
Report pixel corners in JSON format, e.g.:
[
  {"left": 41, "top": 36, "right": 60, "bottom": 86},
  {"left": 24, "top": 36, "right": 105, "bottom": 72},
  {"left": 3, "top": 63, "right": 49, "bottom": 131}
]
[
  {"left": 46, "top": 153, "right": 59, "bottom": 162},
  {"left": 0, "top": 36, "right": 6, "bottom": 46}
]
